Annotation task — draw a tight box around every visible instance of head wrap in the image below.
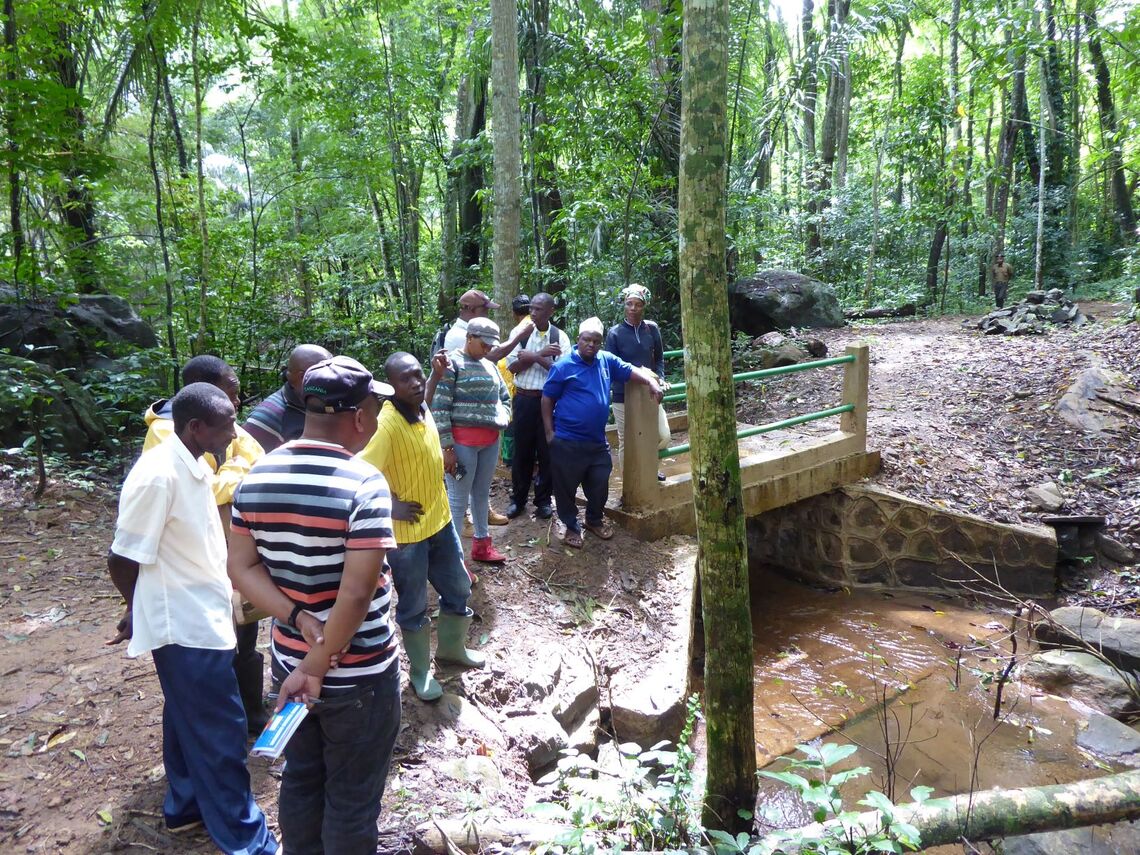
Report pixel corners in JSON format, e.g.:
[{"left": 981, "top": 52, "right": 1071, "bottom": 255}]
[
  {"left": 619, "top": 284, "right": 651, "bottom": 305},
  {"left": 578, "top": 317, "right": 604, "bottom": 337}
]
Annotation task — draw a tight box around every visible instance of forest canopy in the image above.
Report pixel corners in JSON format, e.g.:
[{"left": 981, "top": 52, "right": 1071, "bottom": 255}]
[{"left": 1, "top": 0, "right": 1138, "bottom": 393}]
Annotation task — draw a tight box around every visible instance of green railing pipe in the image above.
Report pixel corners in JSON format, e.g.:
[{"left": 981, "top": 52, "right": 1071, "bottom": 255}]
[
  {"left": 663, "top": 348, "right": 683, "bottom": 359},
  {"left": 661, "top": 353, "right": 856, "bottom": 402},
  {"left": 659, "top": 403, "right": 854, "bottom": 458}
]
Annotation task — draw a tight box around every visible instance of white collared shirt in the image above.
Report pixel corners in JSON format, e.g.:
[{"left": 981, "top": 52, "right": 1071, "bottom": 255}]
[
  {"left": 507, "top": 324, "right": 572, "bottom": 390},
  {"left": 112, "top": 436, "right": 236, "bottom": 657},
  {"left": 443, "top": 317, "right": 469, "bottom": 351}
]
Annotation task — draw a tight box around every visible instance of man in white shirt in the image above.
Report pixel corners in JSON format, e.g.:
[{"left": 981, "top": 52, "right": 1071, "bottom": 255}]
[
  {"left": 505, "top": 292, "right": 571, "bottom": 519},
  {"left": 107, "top": 382, "right": 276, "bottom": 854}
]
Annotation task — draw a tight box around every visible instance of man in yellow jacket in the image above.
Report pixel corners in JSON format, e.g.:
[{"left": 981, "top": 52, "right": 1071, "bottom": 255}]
[{"left": 142, "top": 355, "right": 268, "bottom": 733}]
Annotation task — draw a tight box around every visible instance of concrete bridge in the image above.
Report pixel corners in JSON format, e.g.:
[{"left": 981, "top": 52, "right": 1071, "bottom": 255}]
[{"left": 607, "top": 344, "right": 881, "bottom": 540}]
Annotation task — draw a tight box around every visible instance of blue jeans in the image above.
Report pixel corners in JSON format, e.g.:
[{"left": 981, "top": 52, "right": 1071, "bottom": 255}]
[
  {"left": 445, "top": 438, "right": 501, "bottom": 538},
  {"left": 151, "top": 645, "right": 277, "bottom": 855},
  {"left": 387, "top": 520, "right": 473, "bottom": 631},
  {"left": 279, "top": 665, "right": 401, "bottom": 855}
]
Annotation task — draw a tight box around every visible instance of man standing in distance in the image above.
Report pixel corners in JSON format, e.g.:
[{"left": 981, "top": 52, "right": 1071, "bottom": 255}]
[
  {"left": 107, "top": 383, "right": 277, "bottom": 853},
  {"left": 991, "top": 253, "right": 1013, "bottom": 309},
  {"left": 228, "top": 357, "right": 401, "bottom": 855},
  {"left": 360, "top": 352, "right": 485, "bottom": 701},
  {"left": 243, "top": 344, "right": 333, "bottom": 452},
  {"left": 437, "top": 289, "right": 533, "bottom": 359},
  {"left": 505, "top": 292, "right": 570, "bottom": 520},
  {"left": 542, "top": 318, "right": 663, "bottom": 548}
]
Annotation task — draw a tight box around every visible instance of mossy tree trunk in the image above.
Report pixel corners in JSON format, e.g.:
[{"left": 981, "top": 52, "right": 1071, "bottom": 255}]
[
  {"left": 490, "top": 0, "right": 521, "bottom": 323},
  {"left": 678, "top": 0, "right": 756, "bottom": 832}
]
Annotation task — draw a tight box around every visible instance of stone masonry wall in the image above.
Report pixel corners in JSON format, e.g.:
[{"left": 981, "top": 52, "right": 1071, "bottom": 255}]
[{"left": 747, "top": 484, "right": 1057, "bottom": 596}]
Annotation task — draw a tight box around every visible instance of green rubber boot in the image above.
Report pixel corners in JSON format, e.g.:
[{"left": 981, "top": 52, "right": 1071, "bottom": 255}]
[
  {"left": 434, "top": 613, "right": 486, "bottom": 668},
  {"left": 400, "top": 625, "right": 442, "bottom": 701}
]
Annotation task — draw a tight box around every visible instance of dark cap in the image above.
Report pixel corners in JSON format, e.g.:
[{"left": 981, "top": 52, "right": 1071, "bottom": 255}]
[
  {"left": 458, "top": 289, "right": 500, "bottom": 311},
  {"left": 511, "top": 294, "right": 531, "bottom": 314},
  {"left": 302, "top": 356, "right": 394, "bottom": 413},
  {"left": 466, "top": 317, "right": 501, "bottom": 345}
]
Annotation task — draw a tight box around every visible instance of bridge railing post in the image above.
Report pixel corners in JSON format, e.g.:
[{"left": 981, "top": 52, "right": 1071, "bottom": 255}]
[
  {"left": 839, "top": 343, "right": 869, "bottom": 448},
  {"left": 621, "top": 382, "right": 661, "bottom": 511}
]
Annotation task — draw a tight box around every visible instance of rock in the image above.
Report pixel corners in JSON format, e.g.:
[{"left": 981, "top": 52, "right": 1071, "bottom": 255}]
[
  {"left": 1034, "top": 607, "right": 1140, "bottom": 674},
  {"left": 0, "top": 353, "right": 107, "bottom": 454},
  {"left": 547, "top": 660, "right": 598, "bottom": 731},
  {"left": 997, "top": 824, "right": 1140, "bottom": 855},
  {"left": 803, "top": 338, "right": 827, "bottom": 358},
  {"left": 522, "top": 655, "right": 562, "bottom": 701},
  {"left": 1020, "top": 650, "right": 1139, "bottom": 718},
  {"left": 729, "top": 270, "right": 845, "bottom": 335},
  {"left": 1045, "top": 287, "right": 1067, "bottom": 303},
  {"left": 1096, "top": 533, "right": 1137, "bottom": 565},
  {"left": 65, "top": 294, "right": 158, "bottom": 351},
  {"left": 755, "top": 331, "right": 787, "bottom": 348},
  {"left": 1024, "top": 290, "right": 1047, "bottom": 304},
  {"left": 437, "top": 755, "right": 504, "bottom": 794},
  {"left": 504, "top": 712, "right": 568, "bottom": 776},
  {"left": 1075, "top": 712, "right": 1140, "bottom": 767},
  {"left": 1026, "top": 481, "right": 1065, "bottom": 512},
  {"left": 565, "top": 707, "right": 601, "bottom": 755},
  {"left": 609, "top": 660, "right": 688, "bottom": 748},
  {"left": 1055, "top": 365, "right": 1132, "bottom": 435},
  {"left": 423, "top": 693, "right": 506, "bottom": 750},
  {"left": 758, "top": 343, "right": 808, "bottom": 370}
]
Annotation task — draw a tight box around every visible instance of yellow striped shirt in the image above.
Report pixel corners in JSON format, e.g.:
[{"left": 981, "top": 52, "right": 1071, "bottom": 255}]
[{"left": 358, "top": 401, "right": 451, "bottom": 544}]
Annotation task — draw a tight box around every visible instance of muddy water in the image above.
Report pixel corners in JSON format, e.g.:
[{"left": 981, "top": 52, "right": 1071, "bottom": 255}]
[{"left": 751, "top": 571, "right": 1119, "bottom": 826}]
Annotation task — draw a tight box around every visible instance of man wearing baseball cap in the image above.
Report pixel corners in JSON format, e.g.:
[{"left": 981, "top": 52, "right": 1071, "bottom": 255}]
[{"left": 229, "top": 355, "right": 402, "bottom": 854}]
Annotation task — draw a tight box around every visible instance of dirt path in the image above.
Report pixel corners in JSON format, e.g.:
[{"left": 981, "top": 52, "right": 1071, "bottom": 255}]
[{"left": 1, "top": 308, "right": 1137, "bottom": 853}]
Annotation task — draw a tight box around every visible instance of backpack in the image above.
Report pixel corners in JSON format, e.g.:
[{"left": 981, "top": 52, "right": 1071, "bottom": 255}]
[{"left": 430, "top": 322, "right": 452, "bottom": 357}]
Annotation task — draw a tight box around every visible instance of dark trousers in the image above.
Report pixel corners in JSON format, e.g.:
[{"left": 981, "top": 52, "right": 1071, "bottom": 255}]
[
  {"left": 511, "top": 393, "right": 552, "bottom": 508},
  {"left": 234, "top": 620, "right": 265, "bottom": 727},
  {"left": 279, "top": 665, "right": 401, "bottom": 855},
  {"left": 994, "top": 280, "right": 1009, "bottom": 309},
  {"left": 151, "top": 645, "right": 277, "bottom": 855},
  {"left": 550, "top": 437, "right": 612, "bottom": 533}
]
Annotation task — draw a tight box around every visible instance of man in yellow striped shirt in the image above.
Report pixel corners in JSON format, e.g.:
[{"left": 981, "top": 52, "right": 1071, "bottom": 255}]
[{"left": 359, "top": 352, "right": 486, "bottom": 701}]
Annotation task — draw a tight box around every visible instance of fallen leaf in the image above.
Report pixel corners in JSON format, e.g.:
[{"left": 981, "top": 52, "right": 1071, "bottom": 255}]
[{"left": 96, "top": 809, "right": 113, "bottom": 825}]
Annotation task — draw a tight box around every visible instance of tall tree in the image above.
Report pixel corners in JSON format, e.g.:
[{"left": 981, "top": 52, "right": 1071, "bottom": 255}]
[
  {"left": 490, "top": 0, "right": 522, "bottom": 317},
  {"left": 679, "top": 0, "right": 756, "bottom": 831}
]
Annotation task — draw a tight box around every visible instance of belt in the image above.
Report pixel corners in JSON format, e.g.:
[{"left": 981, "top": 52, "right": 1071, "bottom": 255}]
[{"left": 515, "top": 388, "right": 543, "bottom": 397}]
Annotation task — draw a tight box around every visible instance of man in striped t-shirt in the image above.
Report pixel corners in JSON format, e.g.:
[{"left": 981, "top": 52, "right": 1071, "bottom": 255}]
[{"left": 228, "top": 356, "right": 400, "bottom": 855}]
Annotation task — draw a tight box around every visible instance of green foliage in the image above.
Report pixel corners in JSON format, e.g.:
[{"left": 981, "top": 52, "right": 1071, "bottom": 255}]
[
  {"left": 753, "top": 742, "right": 930, "bottom": 855},
  {"left": 529, "top": 694, "right": 703, "bottom": 853}
]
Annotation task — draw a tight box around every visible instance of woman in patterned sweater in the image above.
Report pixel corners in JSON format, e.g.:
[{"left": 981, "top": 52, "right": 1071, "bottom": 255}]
[{"left": 431, "top": 317, "right": 512, "bottom": 563}]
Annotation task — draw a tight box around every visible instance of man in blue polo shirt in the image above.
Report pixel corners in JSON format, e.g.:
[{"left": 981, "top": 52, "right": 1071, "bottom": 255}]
[{"left": 541, "top": 317, "right": 663, "bottom": 548}]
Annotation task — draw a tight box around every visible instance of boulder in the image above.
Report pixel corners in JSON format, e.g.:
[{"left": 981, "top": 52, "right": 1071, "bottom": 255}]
[
  {"left": 437, "top": 755, "right": 504, "bottom": 794},
  {"left": 998, "top": 824, "right": 1140, "bottom": 855},
  {"left": 1020, "top": 650, "right": 1138, "bottom": 718},
  {"left": 729, "top": 270, "right": 845, "bottom": 335},
  {"left": 1026, "top": 482, "right": 1065, "bottom": 512},
  {"left": 1096, "top": 533, "right": 1137, "bottom": 565},
  {"left": 0, "top": 353, "right": 106, "bottom": 454},
  {"left": 504, "top": 712, "right": 568, "bottom": 776},
  {"left": 66, "top": 294, "right": 158, "bottom": 352},
  {"left": 755, "top": 331, "right": 787, "bottom": 348},
  {"left": 1075, "top": 712, "right": 1140, "bottom": 767},
  {"left": 758, "top": 343, "right": 808, "bottom": 370},
  {"left": 1055, "top": 365, "right": 1132, "bottom": 435},
  {"left": 1034, "top": 607, "right": 1140, "bottom": 674}
]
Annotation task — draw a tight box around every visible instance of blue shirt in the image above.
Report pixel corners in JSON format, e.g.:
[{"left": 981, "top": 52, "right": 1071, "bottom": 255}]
[
  {"left": 543, "top": 349, "right": 633, "bottom": 444},
  {"left": 604, "top": 320, "right": 664, "bottom": 403}
]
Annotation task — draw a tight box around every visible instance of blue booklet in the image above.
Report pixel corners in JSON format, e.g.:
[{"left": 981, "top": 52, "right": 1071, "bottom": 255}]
[{"left": 250, "top": 702, "right": 309, "bottom": 759}]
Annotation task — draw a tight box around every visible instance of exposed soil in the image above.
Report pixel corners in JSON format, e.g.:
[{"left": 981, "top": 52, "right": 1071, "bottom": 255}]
[{"left": 1, "top": 307, "right": 1137, "bottom": 853}]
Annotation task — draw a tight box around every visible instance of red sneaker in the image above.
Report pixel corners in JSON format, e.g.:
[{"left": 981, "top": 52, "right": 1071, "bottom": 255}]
[{"left": 471, "top": 536, "right": 507, "bottom": 564}]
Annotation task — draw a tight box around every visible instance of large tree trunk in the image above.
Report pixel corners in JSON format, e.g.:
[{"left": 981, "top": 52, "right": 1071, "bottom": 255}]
[
  {"left": 890, "top": 19, "right": 907, "bottom": 207},
  {"left": 490, "top": 0, "right": 522, "bottom": 323},
  {"left": 1085, "top": 3, "right": 1136, "bottom": 243},
  {"left": 801, "top": 0, "right": 820, "bottom": 257},
  {"left": 991, "top": 27, "right": 1025, "bottom": 266},
  {"left": 3, "top": 0, "right": 26, "bottom": 287},
  {"left": 282, "top": 0, "right": 312, "bottom": 318},
  {"left": 758, "top": 770, "right": 1140, "bottom": 853},
  {"left": 191, "top": 1, "right": 209, "bottom": 352},
  {"left": 679, "top": 0, "right": 756, "bottom": 831},
  {"left": 523, "top": 0, "right": 568, "bottom": 293}
]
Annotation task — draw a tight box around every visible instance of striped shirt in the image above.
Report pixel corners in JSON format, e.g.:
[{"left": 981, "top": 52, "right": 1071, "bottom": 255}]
[
  {"left": 243, "top": 385, "right": 307, "bottom": 453},
  {"left": 430, "top": 350, "right": 510, "bottom": 448},
  {"left": 358, "top": 401, "right": 451, "bottom": 544},
  {"left": 506, "top": 324, "right": 571, "bottom": 391},
  {"left": 231, "top": 439, "right": 399, "bottom": 694}
]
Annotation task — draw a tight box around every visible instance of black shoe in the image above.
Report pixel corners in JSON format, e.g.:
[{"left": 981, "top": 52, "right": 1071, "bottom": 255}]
[
  {"left": 657, "top": 471, "right": 666, "bottom": 482},
  {"left": 505, "top": 502, "right": 525, "bottom": 519},
  {"left": 535, "top": 504, "right": 553, "bottom": 519}
]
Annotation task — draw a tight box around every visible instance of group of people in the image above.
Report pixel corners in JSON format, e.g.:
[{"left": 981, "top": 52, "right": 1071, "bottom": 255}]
[{"left": 104, "top": 284, "right": 669, "bottom": 854}]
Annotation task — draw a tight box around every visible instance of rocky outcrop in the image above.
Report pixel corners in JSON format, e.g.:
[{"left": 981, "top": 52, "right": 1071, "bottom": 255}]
[
  {"left": 972, "top": 288, "right": 1092, "bottom": 335},
  {"left": 1034, "top": 607, "right": 1140, "bottom": 674},
  {"left": 0, "top": 354, "right": 105, "bottom": 455},
  {"left": 1021, "top": 650, "right": 1138, "bottom": 719},
  {"left": 729, "top": 270, "right": 845, "bottom": 335}
]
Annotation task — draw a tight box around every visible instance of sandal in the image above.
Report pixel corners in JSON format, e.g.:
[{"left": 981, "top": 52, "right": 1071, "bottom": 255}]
[
  {"left": 561, "top": 528, "right": 584, "bottom": 549},
  {"left": 584, "top": 519, "right": 614, "bottom": 540}
]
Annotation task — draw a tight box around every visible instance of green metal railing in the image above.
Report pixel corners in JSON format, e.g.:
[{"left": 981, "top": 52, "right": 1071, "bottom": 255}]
[
  {"left": 663, "top": 348, "right": 683, "bottom": 360},
  {"left": 656, "top": 353, "right": 858, "bottom": 459}
]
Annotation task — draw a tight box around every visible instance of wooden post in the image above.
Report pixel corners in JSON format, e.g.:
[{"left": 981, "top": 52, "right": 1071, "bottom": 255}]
[
  {"left": 622, "top": 383, "right": 662, "bottom": 511},
  {"left": 839, "top": 343, "right": 869, "bottom": 447}
]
